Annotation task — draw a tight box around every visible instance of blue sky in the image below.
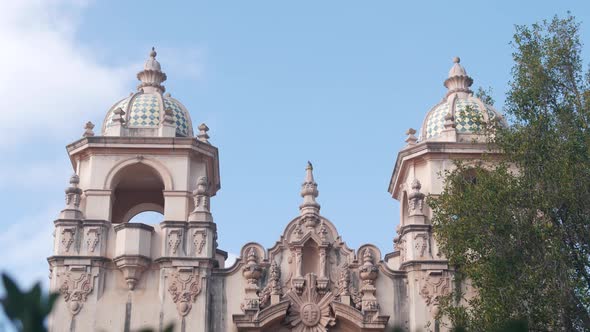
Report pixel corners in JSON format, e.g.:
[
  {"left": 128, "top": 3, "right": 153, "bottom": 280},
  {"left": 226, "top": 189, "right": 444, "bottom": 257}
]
[{"left": 1, "top": 0, "right": 589, "bottom": 298}]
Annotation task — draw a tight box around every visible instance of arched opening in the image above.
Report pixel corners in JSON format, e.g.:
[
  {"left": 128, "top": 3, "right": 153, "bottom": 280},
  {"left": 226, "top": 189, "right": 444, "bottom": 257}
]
[
  {"left": 110, "top": 163, "right": 165, "bottom": 223},
  {"left": 127, "top": 211, "right": 164, "bottom": 225}
]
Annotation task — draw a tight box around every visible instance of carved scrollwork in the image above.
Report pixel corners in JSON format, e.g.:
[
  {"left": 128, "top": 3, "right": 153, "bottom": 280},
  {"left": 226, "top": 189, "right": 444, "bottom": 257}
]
[
  {"left": 58, "top": 269, "right": 94, "bottom": 315},
  {"left": 168, "top": 268, "right": 201, "bottom": 316},
  {"left": 419, "top": 271, "right": 451, "bottom": 317}
]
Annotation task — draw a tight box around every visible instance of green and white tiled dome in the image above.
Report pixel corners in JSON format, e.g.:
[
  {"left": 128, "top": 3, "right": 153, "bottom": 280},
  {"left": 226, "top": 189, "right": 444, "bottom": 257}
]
[
  {"left": 419, "top": 57, "right": 504, "bottom": 141},
  {"left": 101, "top": 48, "right": 194, "bottom": 137},
  {"left": 103, "top": 93, "right": 193, "bottom": 137},
  {"left": 422, "top": 98, "right": 500, "bottom": 139}
]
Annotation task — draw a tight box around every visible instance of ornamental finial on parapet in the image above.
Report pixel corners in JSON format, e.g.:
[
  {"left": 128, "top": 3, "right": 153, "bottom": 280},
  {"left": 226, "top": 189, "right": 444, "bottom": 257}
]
[
  {"left": 197, "top": 123, "right": 210, "bottom": 143},
  {"left": 83, "top": 121, "right": 95, "bottom": 137}
]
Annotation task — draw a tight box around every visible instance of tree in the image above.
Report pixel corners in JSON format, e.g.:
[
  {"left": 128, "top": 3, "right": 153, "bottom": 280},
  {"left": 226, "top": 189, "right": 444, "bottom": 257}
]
[{"left": 430, "top": 14, "right": 590, "bottom": 331}]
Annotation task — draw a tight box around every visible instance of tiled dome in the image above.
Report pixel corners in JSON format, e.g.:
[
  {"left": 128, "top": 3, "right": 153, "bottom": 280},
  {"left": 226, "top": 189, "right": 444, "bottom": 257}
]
[
  {"left": 422, "top": 98, "right": 500, "bottom": 139},
  {"left": 103, "top": 93, "right": 193, "bottom": 137},
  {"left": 101, "top": 48, "right": 194, "bottom": 137},
  {"left": 419, "top": 57, "right": 504, "bottom": 140}
]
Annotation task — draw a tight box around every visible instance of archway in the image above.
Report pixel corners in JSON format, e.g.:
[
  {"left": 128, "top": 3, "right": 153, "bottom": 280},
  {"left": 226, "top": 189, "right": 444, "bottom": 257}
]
[{"left": 110, "top": 163, "right": 165, "bottom": 223}]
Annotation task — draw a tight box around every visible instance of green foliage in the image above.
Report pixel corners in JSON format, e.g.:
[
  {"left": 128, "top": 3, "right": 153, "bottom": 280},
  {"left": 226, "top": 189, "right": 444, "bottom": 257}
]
[
  {"left": 430, "top": 14, "right": 590, "bottom": 331},
  {"left": 1, "top": 273, "right": 58, "bottom": 332}
]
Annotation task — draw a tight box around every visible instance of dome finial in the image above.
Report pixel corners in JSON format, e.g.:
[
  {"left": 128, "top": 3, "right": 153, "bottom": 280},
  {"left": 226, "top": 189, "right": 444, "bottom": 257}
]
[
  {"left": 444, "top": 56, "right": 473, "bottom": 97},
  {"left": 137, "top": 47, "right": 167, "bottom": 93}
]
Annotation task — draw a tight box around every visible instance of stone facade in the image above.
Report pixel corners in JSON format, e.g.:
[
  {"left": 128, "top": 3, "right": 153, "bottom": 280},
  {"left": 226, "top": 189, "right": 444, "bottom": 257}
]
[{"left": 48, "top": 51, "right": 501, "bottom": 331}]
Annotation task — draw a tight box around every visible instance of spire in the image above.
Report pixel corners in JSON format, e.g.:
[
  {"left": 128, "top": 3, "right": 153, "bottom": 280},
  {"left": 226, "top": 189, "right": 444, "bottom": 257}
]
[
  {"left": 299, "top": 161, "right": 320, "bottom": 219},
  {"left": 443, "top": 56, "right": 473, "bottom": 98},
  {"left": 137, "top": 47, "right": 167, "bottom": 93}
]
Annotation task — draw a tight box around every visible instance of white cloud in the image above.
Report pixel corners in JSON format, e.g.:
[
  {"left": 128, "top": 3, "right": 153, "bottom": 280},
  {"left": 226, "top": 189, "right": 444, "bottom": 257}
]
[
  {"left": 0, "top": 0, "right": 134, "bottom": 150},
  {"left": 0, "top": 205, "right": 60, "bottom": 291}
]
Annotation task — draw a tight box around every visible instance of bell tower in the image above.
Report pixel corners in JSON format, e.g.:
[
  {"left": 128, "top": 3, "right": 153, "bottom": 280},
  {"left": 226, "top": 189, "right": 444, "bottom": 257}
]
[
  {"left": 387, "top": 57, "right": 505, "bottom": 330},
  {"left": 48, "top": 48, "right": 223, "bottom": 331}
]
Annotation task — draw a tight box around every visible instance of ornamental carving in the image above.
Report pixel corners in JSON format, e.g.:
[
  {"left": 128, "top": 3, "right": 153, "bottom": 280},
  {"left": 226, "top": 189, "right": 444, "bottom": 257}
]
[
  {"left": 284, "top": 273, "right": 336, "bottom": 331},
  {"left": 61, "top": 228, "right": 76, "bottom": 252},
  {"left": 193, "top": 230, "right": 206, "bottom": 255},
  {"left": 168, "top": 268, "right": 202, "bottom": 316},
  {"left": 58, "top": 269, "right": 93, "bottom": 315},
  {"left": 86, "top": 228, "right": 100, "bottom": 253},
  {"left": 259, "top": 261, "right": 282, "bottom": 308},
  {"left": 419, "top": 271, "right": 451, "bottom": 308},
  {"left": 241, "top": 248, "right": 263, "bottom": 312},
  {"left": 168, "top": 229, "right": 183, "bottom": 255},
  {"left": 408, "top": 179, "right": 425, "bottom": 215},
  {"left": 414, "top": 233, "right": 429, "bottom": 258}
]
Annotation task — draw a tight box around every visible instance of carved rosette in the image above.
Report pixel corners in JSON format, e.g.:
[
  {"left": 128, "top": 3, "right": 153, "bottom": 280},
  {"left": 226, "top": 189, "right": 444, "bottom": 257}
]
[
  {"left": 168, "top": 268, "right": 202, "bottom": 316},
  {"left": 419, "top": 271, "right": 451, "bottom": 318},
  {"left": 284, "top": 273, "right": 336, "bottom": 331},
  {"left": 58, "top": 269, "right": 94, "bottom": 315}
]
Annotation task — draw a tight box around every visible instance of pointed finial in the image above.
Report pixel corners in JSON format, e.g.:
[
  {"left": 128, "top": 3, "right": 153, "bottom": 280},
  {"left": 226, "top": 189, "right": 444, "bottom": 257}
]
[
  {"left": 444, "top": 56, "right": 473, "bottom": 97},
  {"left": 137, "top": 47, "right": 167, "bottom": 92},
  {"left": 300, "top": 161, "right": 320, "bottom": 219}
]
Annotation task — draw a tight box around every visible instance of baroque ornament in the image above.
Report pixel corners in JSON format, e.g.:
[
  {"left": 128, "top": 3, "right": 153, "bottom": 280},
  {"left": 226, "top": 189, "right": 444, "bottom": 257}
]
[
  {"left": 61, "top": 228, "right": 76, "bottom": 252},
  {"left": 59, "top": 270, "right": 93, "bottom": 315},
  {"left": 285, "top": 273, "right": 336, "bottom": 331},
  {"left": 168, "top": 229, "right": 183, "bottom": 255},
  {"left": 168, "top": 268, "right": 202, "bottom": 316},
  {"left": 193, "top": 230, "right": 206, "bottom": 254},
  {"left": 419, "top": 271, "right": 451, "bottom": 317},
  {"left": 86, "top": 228, "right": 100, "bottom": 253},
  {"left": 408, "top": 179, "right": 425, "bottom": 215}
]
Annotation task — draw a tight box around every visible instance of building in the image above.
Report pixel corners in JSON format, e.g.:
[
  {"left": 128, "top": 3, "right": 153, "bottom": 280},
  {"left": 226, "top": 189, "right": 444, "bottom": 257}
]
[{"left": 48, "top": 49, "right": 502, "bottom": 331}]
